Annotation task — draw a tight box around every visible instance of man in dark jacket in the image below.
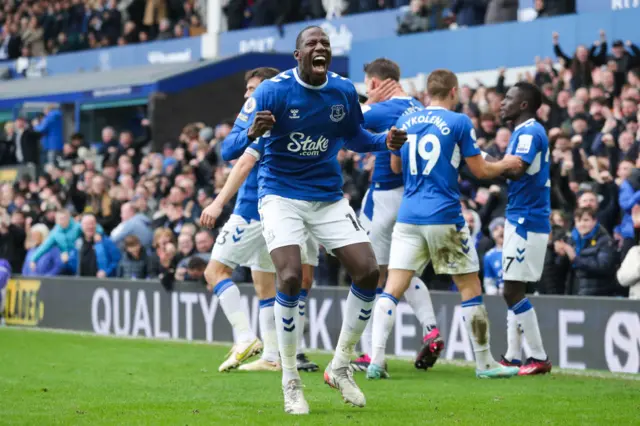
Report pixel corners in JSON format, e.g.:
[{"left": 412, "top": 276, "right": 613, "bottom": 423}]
[
  {"left": 0, "top": 208, "right": 26, "bottom": 272},
  {"left": 554, "top": 207, "right": 618, "bottom": 296},
  {"left": 536, "top": 225, "right": 570, "bottom": 295}
]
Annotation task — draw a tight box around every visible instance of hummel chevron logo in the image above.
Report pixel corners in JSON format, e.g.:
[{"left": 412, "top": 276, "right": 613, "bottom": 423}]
[
  {"left": 232, "top": 235, "right": 241, "bottom": 243},
  {"left": 462, "top": 246, "right": 470, "bottom": 254},
  {"left": 282, "top": 317, "right": 295, "bottom": 332},
  {"left": 359, "top": 308, "right": 372, "bottom": 321},
  {"left": 461, "top": 238, "right": 469, "bottom": 245},
  {"left": 516, "top": 256, "right": 525, "bottom": 263},
  {"left": 517, "top": 248, "right": 525, "bottom": 255},
  {"left": 235, "top": 227, "right": 245, "bottom": 235}
]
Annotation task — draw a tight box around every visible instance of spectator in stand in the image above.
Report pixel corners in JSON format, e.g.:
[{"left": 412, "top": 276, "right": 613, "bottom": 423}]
[
  {"left": 0, "top": 22, "right": 22, "bottom": 60},
  {"left": 0, "top": 207, "right": 26, "bottom": 272},
  {"left": 485, "top": 0, "right": 518, "bottom": 24},
  {"left": 0, "top": 117, "right": 40, "bottom": 166},
  {"left": 185, "top": 256, "right": 207, "bottom": 282},
  {"left": 175, "top": 229, "right": 213, "bottom": 280},
  {"left": 450, "top": 0, "right": 486, "bottom": 27},
  {"left": 33, "top": 105, "right": 64, "bottom": 168},
  {"left": 397, "top": 0, "right": 447, "bottom": 35},
  {"left": 110, "top": 202, "right": 153, "bottom": 250},
  {"left": 554, "top": 207, "right": 618, "bottom": 296},
  {"left": 553, "top": 31, "right": 605, "bottom": 90},
  {"left": 96, "top": 126, "right": 118, "bottom": 156},
  {"left": 117, "top": 235, "right": 150, "bottom": 279},
  {"left": 30, "top": 209, "right": 86, "bottom": 274},
  {"left": 535, "top": 0, "right": 575, "bottom": 18},
  {"left": 157, "top": 18, "right": 174, "bottom": 40},
  {"left": 22, "top": 223, "right": 63, "bottom": 276},
  {"left": 485, "top": 127, "right": 511, "bottom": 159},
  {"left": 74, "top": 175, "right": 120, "bottom": 234},
  {"left": 70, "top": 214, "right": 120, "bottom": 278},
  {"left": 21, "top": 17, "right": 45, "bottom": 57}
]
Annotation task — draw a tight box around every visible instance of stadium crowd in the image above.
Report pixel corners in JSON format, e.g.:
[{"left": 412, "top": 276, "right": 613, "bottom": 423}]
[
  {"left": 1, "top": 28, "right": 640, "bottom": 299},
  {"left": 0, "top": 0, "right": 205, "bottom": 60},
  {"left": 224, "top": 0, "right": 576, "bottom": 32}
]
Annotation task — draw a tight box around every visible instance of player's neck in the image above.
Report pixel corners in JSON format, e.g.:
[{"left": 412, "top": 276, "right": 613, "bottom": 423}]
[
  {"left": 298, "top": 67, "right": 327, "bottom": 87},
  {"left": 513, "top": 114, "right": 536, "bottom": 128},
  {"left": 429, "top": 99, "right": 454, "bottom": 110}
]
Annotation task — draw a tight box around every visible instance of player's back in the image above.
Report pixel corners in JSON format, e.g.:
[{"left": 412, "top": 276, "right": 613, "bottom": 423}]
[
  {"left": 505, "top": 119, "right": 551, "bottom": 233},
  {"left": 395, "top": 106, "right": 480, "bottom": 226},
  {"left": 362, "top": 97, "right": 423, "bottom": 190}
]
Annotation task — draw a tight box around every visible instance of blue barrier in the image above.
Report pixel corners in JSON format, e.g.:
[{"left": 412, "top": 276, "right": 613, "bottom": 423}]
[
  {"left": 0, "top": 36, "right": 203, "bottom": 78},
  {"left": 349, "top": 8, "right": 640, "bottom": 81}
]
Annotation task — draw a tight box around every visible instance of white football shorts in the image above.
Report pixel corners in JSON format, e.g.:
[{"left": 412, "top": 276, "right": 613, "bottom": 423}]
[
  {"left": 388, "top": 222, "right": 480, "bottom": 275},
  {"left": 358, "top": 186, "right": 404, "bottom": 265},
  {"left": 259, "top": 195, "right": 370, "bottom": 255},
  {"left": 502, "top": 219, "right": 548, "bottom": 282}
]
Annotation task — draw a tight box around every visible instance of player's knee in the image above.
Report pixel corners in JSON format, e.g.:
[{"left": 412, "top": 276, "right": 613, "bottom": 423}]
[
  {"left": 353, "top": 264, "right": 379, "bottom": 290},
  {"left": 204, "top": 260, "right": 232, "bottom": 286},
  {"left": 502, "top": 281, "right": 525, "bottom": 306},
  {"left": 278, "top": 266, "right": 302, "bottom": 296}
]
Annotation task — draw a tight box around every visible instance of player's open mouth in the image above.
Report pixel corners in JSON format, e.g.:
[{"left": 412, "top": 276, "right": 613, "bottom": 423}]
[{"left": 312, "top": 56, "right": 327, "bottom": 72}]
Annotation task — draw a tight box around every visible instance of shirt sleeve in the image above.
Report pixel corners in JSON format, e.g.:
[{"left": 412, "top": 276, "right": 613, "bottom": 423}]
[
  {"left": 512, "top": 129, "right": 540, "bottom": 165},
  {"left": 244, "top": 138, "right": 264, "bottom": 161},
  {"left": 222, "top": 82, "right": 275, "bottom": 160},
  {"left": 458, "top": 115, "right": 481, "bottom": 158}
]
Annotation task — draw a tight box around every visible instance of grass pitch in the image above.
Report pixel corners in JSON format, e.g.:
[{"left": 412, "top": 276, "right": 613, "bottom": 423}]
[{"left": 0, "top": 328, "right": 638, "bottom": 425}]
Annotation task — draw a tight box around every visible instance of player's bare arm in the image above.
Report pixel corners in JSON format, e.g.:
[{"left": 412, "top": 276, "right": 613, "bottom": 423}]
[
  {"left": 466, "top": 154, "right": 523, "bottom": 180},
  {"left": 390, "top": 154, "right": 402, "bottom": 174},
  {"left": 247, "top": 111, "right": 276, "bottom": 141},
  {"left": 502, "top": 160, "right": 529, "bottom": 180},
  {"left": 200, "top": 152, "right": 257, "bottom": 228}
]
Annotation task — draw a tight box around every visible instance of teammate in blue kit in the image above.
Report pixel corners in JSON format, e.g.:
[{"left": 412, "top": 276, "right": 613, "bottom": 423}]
[
  {"left": 217, "top": 26, "right": 407, "bottom": 414},
  {"left": 498, "top": 82, "right": 553, "bottom": 375},
  {"left": 200, "top": 67, "right": 319, "bottom": 374},
  {"left": 370, "top": 69, "right": 523, "bottom": 379},
  {"left": 351, "top": 59, "right": 444, "bottom": 377},
  {"left": 483, "top": 218, "right": 505, "bottom": 296}
]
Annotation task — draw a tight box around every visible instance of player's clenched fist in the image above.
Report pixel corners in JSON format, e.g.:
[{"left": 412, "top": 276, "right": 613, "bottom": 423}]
[
  {"left": 248, "top": 111, "right": 276, "bottom": 140},
  {"left": 200, "top": 203, "right": 223, "bottom": 229},
  {"left": 386, "top": 126, "right": 407, "bottom": 151}
]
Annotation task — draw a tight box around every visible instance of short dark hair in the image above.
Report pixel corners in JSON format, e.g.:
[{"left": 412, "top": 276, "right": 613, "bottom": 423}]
[
  {"left": 574, "top": 206, "right": 597, "bottom": 219},
  {"left": 187, "top": 256, "right": 207, "bottom": 271},
  {"left": 295, "top": 25, "right": 323, "bottom": 49},
  {"left": 244, "top": 67, "right": 279, "bottom": 83},
  {"left": 515, "top": 82, "right": 542, "bottom": 113},
  {"left": 124, "top": 235, "right": 141, "bottom": 247},
  {"left": 363, "top": 58, "right": 401, "bottom": 82}
]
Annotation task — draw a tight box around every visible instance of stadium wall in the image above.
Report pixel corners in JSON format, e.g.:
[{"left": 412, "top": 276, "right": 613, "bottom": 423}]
[{"left": 4, "top": 277, "right": 640, "bottom": 374}]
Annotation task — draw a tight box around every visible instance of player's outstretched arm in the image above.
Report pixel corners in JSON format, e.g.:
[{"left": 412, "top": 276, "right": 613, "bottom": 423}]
[
  {"left": 200, "top": 152, "right": 257, "bottom": 229},
  {"left": 466, "top": 154, "right": 523, "bottom": 180}
]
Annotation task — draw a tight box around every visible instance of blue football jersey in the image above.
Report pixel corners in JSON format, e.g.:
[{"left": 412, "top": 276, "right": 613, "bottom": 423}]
[
  {"left": 483, "top": 247, "right": 503, "bottom": 288},
  {"left": 395, "top": 106, "right": 481, "bottom": 226},
  {"left": 362, "top": 97, "right": 424, "bottom": 190},
  {"left": 505, "top": 118, "right": 551, "bottom": 234},
  {"left": 230, "top": 68, "right": 386, "bottom": 202}
]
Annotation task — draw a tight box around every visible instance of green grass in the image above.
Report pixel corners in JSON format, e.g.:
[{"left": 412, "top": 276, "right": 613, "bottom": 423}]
[{"left": 0, "top": 328, "right": 638, "bottom": 425}]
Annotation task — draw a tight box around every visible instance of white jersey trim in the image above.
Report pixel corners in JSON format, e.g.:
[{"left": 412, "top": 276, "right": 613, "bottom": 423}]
[{"left": 293, "top": 67, "right": 328, "bottom": 90}]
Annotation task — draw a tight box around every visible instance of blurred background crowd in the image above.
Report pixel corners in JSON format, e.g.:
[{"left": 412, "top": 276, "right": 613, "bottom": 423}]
[
  {"left": 1, "top": 0, "right": 639, "bottom": 301},
  {"left": 0, "top": 0, "right": 206, "bottom": 60}
]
